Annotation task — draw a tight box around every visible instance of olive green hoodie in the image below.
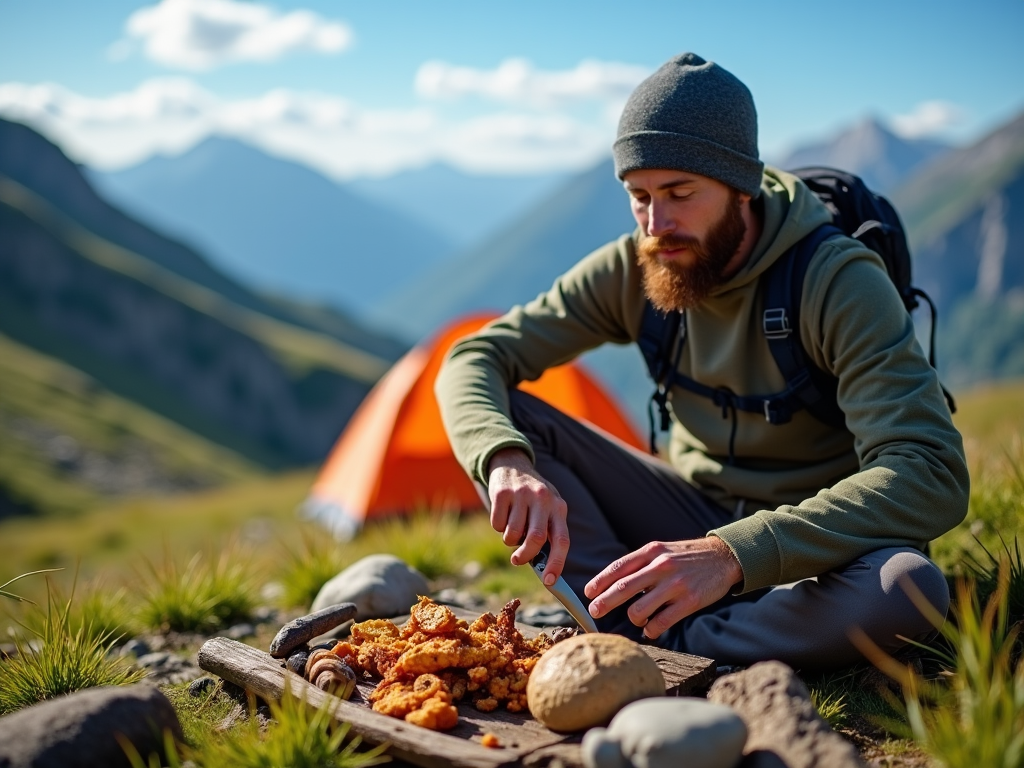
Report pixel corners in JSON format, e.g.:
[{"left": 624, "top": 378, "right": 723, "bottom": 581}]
[{"left": 435, "top": 168, "right": 969, "bottom": 593}]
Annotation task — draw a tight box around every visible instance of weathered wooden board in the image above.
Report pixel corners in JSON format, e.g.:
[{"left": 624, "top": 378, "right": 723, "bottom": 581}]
[{"left": 198, "top": 610, "right": 715, "bottom": 768}]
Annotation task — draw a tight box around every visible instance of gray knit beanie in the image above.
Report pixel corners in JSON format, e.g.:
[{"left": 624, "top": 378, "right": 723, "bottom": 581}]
[{"left": 613, "top": 53, "right": 764, "bottom": 197}]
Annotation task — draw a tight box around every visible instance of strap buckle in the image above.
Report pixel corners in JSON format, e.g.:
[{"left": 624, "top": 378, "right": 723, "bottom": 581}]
[
  {"left": 763, "top": 398, "right": 792, "bottom": 424},
  {"left": 763, "top": 308, "right": 791, "bottom": 339}
]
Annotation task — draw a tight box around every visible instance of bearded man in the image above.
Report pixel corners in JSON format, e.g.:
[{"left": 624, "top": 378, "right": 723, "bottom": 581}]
[{"left": 435, "top": 53, "right": 968, "bottom": 668}]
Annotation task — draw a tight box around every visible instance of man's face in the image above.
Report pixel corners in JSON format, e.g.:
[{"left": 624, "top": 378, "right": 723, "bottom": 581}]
[{"left": 624, "top": 169, "right": 748, "bottom": 312}]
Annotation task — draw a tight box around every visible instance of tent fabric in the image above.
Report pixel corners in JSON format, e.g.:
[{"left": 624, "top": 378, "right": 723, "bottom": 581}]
[{"left": 301, "top": 314, "right": 645, "bottom": 539}]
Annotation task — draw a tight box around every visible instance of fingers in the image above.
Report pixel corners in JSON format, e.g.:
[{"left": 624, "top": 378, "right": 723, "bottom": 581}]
[
  {"left": 584, "top": 541, "right": 665, "bottom": 600},
  {"left": 642, "top": 598, "right": 697, "bottom": 640},
  {"left": 587, "top": 565, "right": 659, "bottom": 619},
  {"left": 502, "top": 494, "right": 529, "bottom": 547},
  {"left": 542, "top": 510, "right": 570, "bottom": 586}
]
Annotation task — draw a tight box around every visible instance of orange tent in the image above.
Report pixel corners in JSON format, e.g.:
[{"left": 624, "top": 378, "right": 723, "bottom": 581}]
[{"left": 301, "top": 314, "right": 645, "bottom": 539}]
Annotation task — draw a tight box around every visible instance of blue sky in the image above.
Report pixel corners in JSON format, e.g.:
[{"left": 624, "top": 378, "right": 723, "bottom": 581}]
[{"left": 1, "top": 0, "right": 1022, "bottom": 178}]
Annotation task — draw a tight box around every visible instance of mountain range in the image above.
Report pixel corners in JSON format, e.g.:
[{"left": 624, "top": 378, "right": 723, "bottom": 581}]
[
  {"left": 0, "top": 118, "right": 407, "bottom": 481},
  {"left": 86, "top": 138, "right": 456, "bottom": 315},
  {"left": 88, "top": 143, "right": 569, "bottom": 315},
  {"left": 774, "top": 117, "right": 950, "bottom": 194},
  {"left": 348, "top": 163, "right": 566, "bottom": 248}
]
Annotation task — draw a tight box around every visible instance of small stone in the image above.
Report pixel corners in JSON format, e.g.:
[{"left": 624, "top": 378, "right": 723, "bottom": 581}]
[
  {"left": 582, "top": 697, "right": 747, "bottom": 768},
  {"left": 188, "top": 677, "right": 217, "bottom": 697},
  {"left": 521, "top": 604, "right": 574, "bottom": 628},
  {"left": 461, "top": 560, "right": 484, "bottom": 579},
  {"left": 135, "top": 651, "right": 171, "bottom": 668},
  {"left": 708, "top": 661, "right": 865, "bottom": 768},
  {"left": 269, "top": 603, "right": 357, "bottom": 658},
  {"left": 311, "top": 554, "right": 428, "bottom": 618},
  {"left": 1, "top": 642, "right": 19, "bottom": 659},
  {"left": 286, "top": 649, "right": 311, "bottom": 676},
  {"left": 225, "top": 623, "right": 256, "bottom": 640},
  {"left": 0, "top": 684, "right": 183, "bottom": 768},
  {"left": 253, "top": 606, "right": 277, "bottom": 624},
  {"left": 119, "top": 638, "right": 151, "bottom": 659}
]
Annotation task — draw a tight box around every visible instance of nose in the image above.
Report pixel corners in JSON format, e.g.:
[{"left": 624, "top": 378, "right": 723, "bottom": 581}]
[{"left": 646, "top": 200, "right": 675, "bottom": 238}]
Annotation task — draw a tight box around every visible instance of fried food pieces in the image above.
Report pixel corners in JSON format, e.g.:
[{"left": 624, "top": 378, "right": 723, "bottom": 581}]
[{"left": 343, "top": 596, "right": 551, "bottom": 730}]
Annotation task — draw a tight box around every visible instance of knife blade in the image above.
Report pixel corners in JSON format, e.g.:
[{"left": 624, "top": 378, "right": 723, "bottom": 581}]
[{"left": 530, "top": 547, "right": 600, "bottom": 633}]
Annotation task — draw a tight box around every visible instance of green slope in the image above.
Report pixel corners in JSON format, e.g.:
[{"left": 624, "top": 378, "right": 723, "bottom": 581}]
[
  {"left": 0, "top": 176, "right": 391, "bottom": 383},
  {"left": 0, "top": 332, "right": 261, "bottom": 518}
]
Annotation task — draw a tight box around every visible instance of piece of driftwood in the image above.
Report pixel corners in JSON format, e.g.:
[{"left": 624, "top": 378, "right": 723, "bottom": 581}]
[{"left": 198, "top": 611, "right": 715, "bottom": 768}]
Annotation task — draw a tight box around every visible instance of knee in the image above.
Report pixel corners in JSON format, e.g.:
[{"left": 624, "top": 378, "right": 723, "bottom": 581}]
[{"left": 877, "top": 548, "right": 949, "bottom": 640}]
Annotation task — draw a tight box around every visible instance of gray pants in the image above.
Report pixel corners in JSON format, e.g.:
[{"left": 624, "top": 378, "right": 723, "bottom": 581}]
[{"left": 507, "top": 390, "right": 949, "bottom": 670}]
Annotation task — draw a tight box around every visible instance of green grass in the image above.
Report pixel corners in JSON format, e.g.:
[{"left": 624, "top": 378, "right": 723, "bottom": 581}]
[
  {"left": 162, "top": 681, "right": 239, "bottom": 748},
  {"left": 0, "top": 580, "right": 143, "bottom": 714},
  {"left": 176, "top": 686, "right": 391, "bottom": 768},
  {"left": 860, "top": 571, "right": 1024, "bottom": 768},
  {"left": 135, "top": 547, "right": 258, "bottom": 633}
]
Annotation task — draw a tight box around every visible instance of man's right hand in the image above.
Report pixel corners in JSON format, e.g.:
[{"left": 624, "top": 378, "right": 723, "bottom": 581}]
[{"left": 486, "top": 447, "right": 569, "bottom": 586}]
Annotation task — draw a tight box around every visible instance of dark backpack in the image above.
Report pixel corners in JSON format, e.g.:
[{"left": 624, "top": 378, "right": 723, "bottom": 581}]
[{"left": 637, "top": 166, "right": 955, "bottom": 457}]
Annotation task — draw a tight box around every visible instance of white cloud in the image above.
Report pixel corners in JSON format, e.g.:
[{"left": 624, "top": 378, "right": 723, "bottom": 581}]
[
  {"left": 890, "top": 100, "right": 965, "bottom": 139},
  {"left": 119, "top": 0, "right": 353, "bottom": 71},
  {"left": 415, "top": 58, "right": 650, "bottom": 109},
  {"left": 0, "top": 79, "right": 609, "bottom": 177}
]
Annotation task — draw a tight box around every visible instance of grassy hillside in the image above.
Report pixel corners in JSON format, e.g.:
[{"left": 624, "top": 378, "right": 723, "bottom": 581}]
[{"left": 0, "top": 331, "right": 260, "bottom": 518}]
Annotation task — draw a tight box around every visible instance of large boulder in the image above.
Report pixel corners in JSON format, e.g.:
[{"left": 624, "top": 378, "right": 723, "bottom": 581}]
[
  {"left": 310, "top": 554, "right": 428, "bottom": 618},
  {"left": 0, "top": 684, "right": 183, "bottom": 768},
  {"left": 582, "top": 697, "right": 747, "bottom": 768},
  {"left": 708, "top": 661, "right": 865, "bottom": 768}
]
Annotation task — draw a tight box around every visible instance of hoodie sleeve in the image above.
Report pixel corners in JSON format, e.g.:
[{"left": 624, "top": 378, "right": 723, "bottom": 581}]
[
  {"left": 435, "top": 235, "right": 646, "bottom": 484},
  {"left": 710, "top": 242, "right": 970, "bottom": 592}
]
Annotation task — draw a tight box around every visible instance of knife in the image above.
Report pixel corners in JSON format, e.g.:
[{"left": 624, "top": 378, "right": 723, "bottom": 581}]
[
  {"left": 530, "top": 547, "right": 600, "bottom": 633},
  {"left": 472, "top": 480, "right": 599, "bottom": 633}
]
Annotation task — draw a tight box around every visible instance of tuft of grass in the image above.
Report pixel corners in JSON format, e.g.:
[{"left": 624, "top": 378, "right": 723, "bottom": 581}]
[
  {"left": 0, "top": 580, "right": 143, "bottom": 714},
  {"left": 277, "top": 532, "right": 347, "bottom": 609},
  {"left": 965, "top": 535, "right": 1024, "bottom": 635},
  {"left": 135, "top": 548, "right": 257, "bottom": 633},
  {"left": 191, "top": 688, "right": 391, "bottom": 768},
  {"left": 360, "top": 509, "right": 462, "bottom": 580},
  {"left": 809, "top": 687, "right": 848, "bottom": 730},
  {"left": 857, "top": 566, "right": 1024, "bottom": 768}
]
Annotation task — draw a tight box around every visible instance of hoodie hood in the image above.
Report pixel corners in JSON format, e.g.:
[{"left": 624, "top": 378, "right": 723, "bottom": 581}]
[{"left": 709, "top": 166, "right": 833, "bottom": 296}]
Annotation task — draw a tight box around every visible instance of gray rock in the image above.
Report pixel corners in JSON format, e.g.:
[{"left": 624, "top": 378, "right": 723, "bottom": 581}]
[
  {"left": 310, "top": 554, "right": 428, "bottom": 618},
  {"left": 225, "top": 623, "right": 256, "bottom": 640},
  {"left": 134, "top": 652, "right": 200, "bottom": 686},
  {"left": 119, "top": 638, "right": 151, "bottom": 659},
  {"left": 135, "top": 652, "right": 171, "bottom": 668},
  {"left": 269, "top": 603, "right": 357, "bottom": 658},
  {"left": 0, "top": 684, "right": 183, "bottom": 768},
  {"left": 582, "top": 697, "right": 747, "bottom": 768},
  {"left": 188, "top": 677, "right": 217, "bottom": 697},
  {"left": 708, "top": 661, "right": 865, "bottom": 768}
]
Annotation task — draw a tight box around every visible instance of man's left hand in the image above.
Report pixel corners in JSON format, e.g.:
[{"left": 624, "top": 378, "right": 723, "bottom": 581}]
[{"left": 583, "top": 537, "right": 743, "bottom": 640}]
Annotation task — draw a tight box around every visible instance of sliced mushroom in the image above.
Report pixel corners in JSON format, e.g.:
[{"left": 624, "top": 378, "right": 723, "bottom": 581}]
[{"left": 309, "top": 656, "right": 356, "bottom": 700}]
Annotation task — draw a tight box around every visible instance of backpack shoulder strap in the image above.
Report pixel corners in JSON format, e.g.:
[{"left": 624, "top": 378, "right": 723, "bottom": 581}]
[
  {"left": 638, "top": 301, "right": 683, "bottom": 452},
  {"left": 638, "top": 301, "right": 681, "bottom": 384},
  {"left": 761, "top": 223, "right": 846, "bottom": 429}
]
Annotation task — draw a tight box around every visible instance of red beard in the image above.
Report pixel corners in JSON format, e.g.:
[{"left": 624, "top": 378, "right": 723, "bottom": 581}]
[{"left": 637, "top": 190, "right": 747, "bottom": 312}]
